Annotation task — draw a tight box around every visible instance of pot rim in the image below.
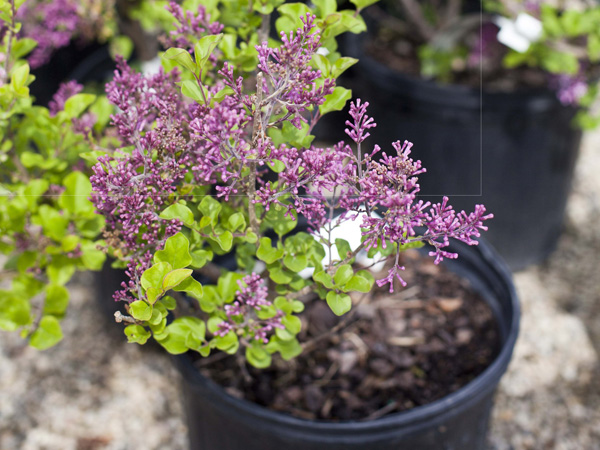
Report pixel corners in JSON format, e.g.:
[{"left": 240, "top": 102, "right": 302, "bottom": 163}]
[{"left": 176, "top": 237, "right": 520, "bottom": 433}]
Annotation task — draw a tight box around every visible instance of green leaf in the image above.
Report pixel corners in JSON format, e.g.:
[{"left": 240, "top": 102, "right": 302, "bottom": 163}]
[
  {"left": 154, "top": 232, "right": 193, "bottom": 269},
  {"left": 333, "top": 264, "right": 353, "bottom": 286},
  {"left": 163, "top": 47, "right": 197, "bottom": 73},
  {"left": 59, "top": 171, "right": 94, "bottom": 215},
  {"left": 282, "top": 314, "right": 301, "bottom": 335},
  {"left": 216, "top": 271, "right": 245, "bottom": 303},
  {"left": 264, "top": 204, "right": 297, "bottom": 237},
  {"left": 326, "top": 291, "right": 352, "bottom": 316},
  {"left": 335, "top": 238, "right": 352, "bottom": 263},
  {"left": 12, "top": 38, "right": 37, "bottom": 59},
  {"left": 312, "top": 53, "right": 331, "bottom": 77},
  {"left": 109, "top": 35, "right": 134, "bottom": 59},
  {"left": 80, "top": 241, "right": 106, "bottom": 270},
  {"left": 246, "top": 344, "right": 272, "bottom": 368},
  {"left": 141, "top": 262, "right": 172, "bottom": 290},
  {"left": 319, "top": 86, "right": 352, "bottom": 115},
  {"left": 124, "top": 324, "right": 151, "bottom": 345},
  {"left": 313, "top": 270, "right": 334, "bottom": 289},
  {"left": 162, "top": 268, "right": 193, "bottom": 290},
  {"left": 43, "top": 284, "right": 69, "bottom": 316},
  {"left": 130, "top": 300, "right": 153, "bottom": 321},
  {"left": 227, "top": 212, "right": 246, "bottom": 232},
  {"left": 215, "top": 230, "right": 233, "bottom": 251},
  {"left": 11, "top": 63, "right": 29, "bottom": 91},
  {"left": 159, "top": 296, "right": 177, "bottom": 310},
  {"left": 343, "top": 273, "right": 373, "bottom": 293},
  {"left": 266, "top": 336, "right": 302, "bottom": 360},
  {"left": 268, "top": 264, "right": 293, "bottom": 284},
  {"left": 158, "top": 317, "right": 206, "bottom": 354},
  {"left": 159, "top": 203, "right": 195, "bottom": 226},
  {"left": 23, "top": 179, "right": 48, "bottom": 210},
  {"left": 181, "top": 80, "right": 208, "bottom": 103},
  {"left": 267, "top": 159, "right": 286, "bottom": 173},
  {"left": 146, "top": 287, "right": 163, "bottom": 305},
  {"left": 194, "top": 34, "right": 224, "bottom": 74},
  {"left": 30, "top": 316, "right": 63, "bottom": 350},
  {"left": 63, "top": 94, "right": 96, "bottom": 118},
  {"left": 173, "top": 276, "right": 203, "bottom": 299},
  {"left": 214, "top": 331, "right": 239, "bottom": 354},
  {"left": 38, "top": 205, "right": 69, "bottom": 241},
  {"left": 190, "top": 249, "right": 213, "bottom": 268},
  {"left": 47, "top": 259, "right": 75, "bottom": 286},
  {"left": 0, "top": 292, "right": 31, "bottom": 331},
  {"left": 257, "top": 237, "right": 284, "bottom": 264},
  {"left": 198, "top": 196, "right": 222, "bottom": 225},
  {"left": 283, "top": 253, "right": 307, "bottom": 272},
  {"left": 349, "top": 0, "right": 378, "bottom": 10},
  {"left": 332, "top": 57, "right": 358, "bottom": 78}
]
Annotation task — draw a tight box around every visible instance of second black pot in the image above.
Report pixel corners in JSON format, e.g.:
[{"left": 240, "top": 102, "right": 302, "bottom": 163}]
[{"left": 174, "top": 237, "right": 520, "bottom": 450}]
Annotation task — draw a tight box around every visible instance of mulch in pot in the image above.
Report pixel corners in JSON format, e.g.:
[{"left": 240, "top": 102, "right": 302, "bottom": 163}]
[{"left": 194, "top": 249, "right": 500, "bottom": 422}]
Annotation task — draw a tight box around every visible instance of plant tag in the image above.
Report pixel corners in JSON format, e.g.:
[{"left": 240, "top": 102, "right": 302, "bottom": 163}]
[
  {"left": 298, "top": 212, "right": 385, "bottom": 279},
  {"left": 494, "top": 13, "right": 543, "bottom": 53},
  {"left": 142, "top": 57, "right": 162, "bottom": 75}
]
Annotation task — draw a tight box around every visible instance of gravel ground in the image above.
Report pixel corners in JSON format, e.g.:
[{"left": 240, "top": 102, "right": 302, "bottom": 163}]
[{"left": 1, "top": 129, "right": 600, "bottom": 449}]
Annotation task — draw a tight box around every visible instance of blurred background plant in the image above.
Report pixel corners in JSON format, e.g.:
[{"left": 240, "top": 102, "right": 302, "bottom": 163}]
[
  {"left": 365, "top": 0, "right": 600, "bottom": 128},
  {"left": 0, "top": 0, "right": 113, "bottom": 348}
]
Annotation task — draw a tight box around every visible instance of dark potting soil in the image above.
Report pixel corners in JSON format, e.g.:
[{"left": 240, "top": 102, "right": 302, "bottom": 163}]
[{"left": 194, "top": 249, "right": 501, "bottom": 422}]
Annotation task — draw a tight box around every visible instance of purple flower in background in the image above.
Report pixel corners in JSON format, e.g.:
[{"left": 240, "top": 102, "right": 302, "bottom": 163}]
[
  {"left": 48, "top": 80, "right": 83, "bottom": 116},
  {"left": 552, "top": 73, "right": 588, "bottom": 106},
  {"left": 468, "top": 22, "right": 500, "bottom": 68},
  {"left": 18, "top": 0, "right": 80, "bottom": 68},
  {"left": 163, "top": 1, "right": 224, "bottom": 54}
]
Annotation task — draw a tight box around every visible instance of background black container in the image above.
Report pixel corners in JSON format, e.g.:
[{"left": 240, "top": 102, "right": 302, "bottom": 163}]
[
  {"left": 30, "top": 43, "right": 116, "bottom": 106},
  {"left": 316, "top": 36, "right": 582, "bottom": 271},
  {"left": 175, "top": 237, "right": 520, "bottom": 450}
]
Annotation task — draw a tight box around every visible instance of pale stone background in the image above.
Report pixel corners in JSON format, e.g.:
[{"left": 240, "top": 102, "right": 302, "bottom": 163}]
[{"left": 1, "top": 131, "right": 600, "bottom": 450}]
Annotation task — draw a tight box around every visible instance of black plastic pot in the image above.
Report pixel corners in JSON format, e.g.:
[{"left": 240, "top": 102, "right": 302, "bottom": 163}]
[
  {"left": 174, "top": 237, "right": 520, "bottom": 450},
  {"left": 316, "top": 35, "right": 582, "bottom": 271}
]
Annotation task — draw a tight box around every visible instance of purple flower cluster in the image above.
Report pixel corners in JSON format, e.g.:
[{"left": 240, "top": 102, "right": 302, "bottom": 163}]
[
  {"left": 163, "top": 1, "right": 224, "bottom": 54},
  {"left": 18, "top": 0, "right": 80, "bottom": 68},
  {"left": 216, "top": 273, "right": 284, "bottom": 343},
  {"left": 90, "top": 58, "right": 190, "bottom": 300}
]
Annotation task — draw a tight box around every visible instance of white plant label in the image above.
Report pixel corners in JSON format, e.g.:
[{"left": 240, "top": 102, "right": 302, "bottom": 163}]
[{"left": 495, "top": 13, "right": 543, "bottom": 53}]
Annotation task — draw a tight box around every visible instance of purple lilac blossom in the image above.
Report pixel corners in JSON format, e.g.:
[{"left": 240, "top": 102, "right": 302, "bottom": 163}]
[
  {"left": 163, "top": 1, "right": 224, "bottom": 54},
  {"left": 18, "top": 0, "right": 80, "bottom": 68},
  {"left": 48, "top": 80, "right": 83, "bottom": 116},
  {"left": 468, "top": 22, "right": 500, "bottom": 68},
  {"left": 216, "top": 274, "right": 284, "bottom": 343},
  {"left": 552, "top": 73, "right": 588, "bottom": 106}
]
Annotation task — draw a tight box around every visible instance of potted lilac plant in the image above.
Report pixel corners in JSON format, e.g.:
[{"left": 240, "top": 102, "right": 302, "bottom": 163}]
[
  {"left": 336, "top": 0, "right": 600, "bottom": 270},
  {"left": 87, "top": 3, "right": 519, "bottom": 449}
]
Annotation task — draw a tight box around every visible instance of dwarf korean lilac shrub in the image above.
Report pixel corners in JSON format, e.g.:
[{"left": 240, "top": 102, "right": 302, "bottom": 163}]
[{"left": 90, "top": 8, "right": 491, "bottom": 368}]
